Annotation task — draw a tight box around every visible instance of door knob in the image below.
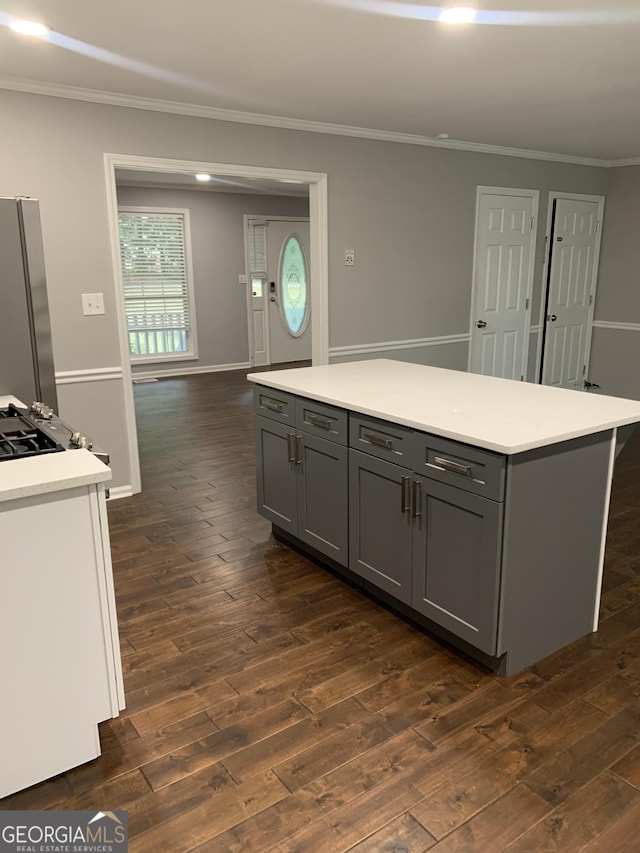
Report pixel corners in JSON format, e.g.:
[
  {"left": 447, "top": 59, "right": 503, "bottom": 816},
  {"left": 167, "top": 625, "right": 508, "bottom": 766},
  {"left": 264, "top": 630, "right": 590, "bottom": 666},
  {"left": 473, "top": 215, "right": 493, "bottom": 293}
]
[
  {"left": 476, "top": 320, "right": 487, "bottom": 328},
  {"left": 270, "top": 296, "right": 277, "bottom": 302},
  {"left": 548, "top": 314, "right": 557, "bottom": 322}
]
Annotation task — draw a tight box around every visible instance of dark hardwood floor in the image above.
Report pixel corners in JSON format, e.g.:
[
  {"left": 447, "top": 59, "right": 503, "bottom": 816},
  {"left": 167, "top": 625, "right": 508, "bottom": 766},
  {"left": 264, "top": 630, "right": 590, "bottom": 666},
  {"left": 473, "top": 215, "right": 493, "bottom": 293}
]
[{"left": 4, "top": 369, "right": 640, "bottom": 851}]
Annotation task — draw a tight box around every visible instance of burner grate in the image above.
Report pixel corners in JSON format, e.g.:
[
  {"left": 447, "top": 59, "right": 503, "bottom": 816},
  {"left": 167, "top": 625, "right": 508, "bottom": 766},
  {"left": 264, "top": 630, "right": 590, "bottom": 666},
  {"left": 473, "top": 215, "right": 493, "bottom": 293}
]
[{"left": 0, "top": 405, "right": 64, "bottom": 461}]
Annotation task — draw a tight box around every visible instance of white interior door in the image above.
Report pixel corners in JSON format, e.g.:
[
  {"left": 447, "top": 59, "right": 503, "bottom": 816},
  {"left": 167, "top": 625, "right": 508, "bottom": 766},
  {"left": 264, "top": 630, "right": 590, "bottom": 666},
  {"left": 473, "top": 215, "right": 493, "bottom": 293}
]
[
  {"left": 267, "top": 219, "right": 311, "bottom": 364},
  {"left": 469, "top": 188, "right": 537, "bottom": 380},
  {"left": 541, "top": 197, "right": 603, "bottom": 390}
]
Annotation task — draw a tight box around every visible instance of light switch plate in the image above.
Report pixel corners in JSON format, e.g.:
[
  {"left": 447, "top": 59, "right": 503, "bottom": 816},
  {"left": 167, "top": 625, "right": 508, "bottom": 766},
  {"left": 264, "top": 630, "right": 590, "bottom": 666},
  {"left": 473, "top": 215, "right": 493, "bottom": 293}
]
[
  {"left": 82, "top": 292, "right": 105, "bottom": 315},
  {"left": 238, "top": 273, "right": 248, "bottom": 285}
]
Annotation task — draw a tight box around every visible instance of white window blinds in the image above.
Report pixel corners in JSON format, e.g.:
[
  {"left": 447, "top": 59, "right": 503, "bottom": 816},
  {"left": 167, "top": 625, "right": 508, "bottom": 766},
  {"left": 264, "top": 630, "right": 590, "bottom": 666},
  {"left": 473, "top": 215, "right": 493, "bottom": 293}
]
[
  {"left": 247, "top": 221, "right": 267, "bottom": 274},
  {"left": 118, "top": 210, "right": 193, "bottom": 359}
]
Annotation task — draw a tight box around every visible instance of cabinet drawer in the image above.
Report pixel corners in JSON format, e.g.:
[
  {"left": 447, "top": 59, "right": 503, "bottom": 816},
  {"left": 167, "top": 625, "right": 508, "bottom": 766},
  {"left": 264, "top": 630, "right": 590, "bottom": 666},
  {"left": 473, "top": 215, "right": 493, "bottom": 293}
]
[
  {"left": 413, "top": 433, "right": 505, "bottom": 501},
  {"left": 253, "top": 386, "right": 296, "bottom": 425},
  {"left": 296, "top": 398, "right": 348, "bottom": 445},
  {"left": 349, "top": 414, "right": 414, "bottom": 465}
]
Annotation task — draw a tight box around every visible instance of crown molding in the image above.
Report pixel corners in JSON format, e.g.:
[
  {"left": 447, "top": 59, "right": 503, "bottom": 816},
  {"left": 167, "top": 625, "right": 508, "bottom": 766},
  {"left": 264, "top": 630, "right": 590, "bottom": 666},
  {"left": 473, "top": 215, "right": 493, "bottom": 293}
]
[{"left": 0, "top": 75, "right": 613, "bottom": 168}]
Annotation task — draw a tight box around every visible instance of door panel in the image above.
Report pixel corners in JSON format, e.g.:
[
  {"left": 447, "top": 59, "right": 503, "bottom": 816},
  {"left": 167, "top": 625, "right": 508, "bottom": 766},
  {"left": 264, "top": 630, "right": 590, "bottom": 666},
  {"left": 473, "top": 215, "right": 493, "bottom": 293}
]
[
  {"left": 412, "top": 479, "right": 502, "bottom": 655},
  {"left": 542, "top": 198, "right": 601, "bottom": 389},
  {"left": 349, "top": 450, "right": 413, "bottom": 605},
  {"left": 266, "top": 220, "right": 311, "bottom": 364},
  {"left": 298, "top": 433, "right": 348, "bottom": 566},
  {"left": 470, "top": 190, "right": 536, "bottom": 380},
  {"left": 255, "top": 416, "right": 297, "bottom": 533}
]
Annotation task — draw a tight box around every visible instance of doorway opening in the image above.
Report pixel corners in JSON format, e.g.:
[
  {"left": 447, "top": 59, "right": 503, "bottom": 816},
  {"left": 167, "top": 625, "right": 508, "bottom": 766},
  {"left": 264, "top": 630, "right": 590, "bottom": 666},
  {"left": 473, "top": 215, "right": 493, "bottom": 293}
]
[{"left": 104, "top": 154, "right": 329, "bottom": 494}]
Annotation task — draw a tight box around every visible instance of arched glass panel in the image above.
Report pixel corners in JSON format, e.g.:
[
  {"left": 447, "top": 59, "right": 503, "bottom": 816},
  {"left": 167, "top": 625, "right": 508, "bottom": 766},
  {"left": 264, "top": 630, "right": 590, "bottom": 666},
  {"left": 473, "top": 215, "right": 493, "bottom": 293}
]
[{"left": 279, "top": 234, "right": 309, "bottom": 336}]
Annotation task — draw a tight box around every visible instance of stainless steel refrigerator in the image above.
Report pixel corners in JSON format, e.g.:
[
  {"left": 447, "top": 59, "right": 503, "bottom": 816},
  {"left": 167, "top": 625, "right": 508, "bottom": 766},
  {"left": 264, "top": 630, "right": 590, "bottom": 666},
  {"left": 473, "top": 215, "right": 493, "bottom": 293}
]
[{"left": 0, "top": 197, "right": 58, "bottom": 412}]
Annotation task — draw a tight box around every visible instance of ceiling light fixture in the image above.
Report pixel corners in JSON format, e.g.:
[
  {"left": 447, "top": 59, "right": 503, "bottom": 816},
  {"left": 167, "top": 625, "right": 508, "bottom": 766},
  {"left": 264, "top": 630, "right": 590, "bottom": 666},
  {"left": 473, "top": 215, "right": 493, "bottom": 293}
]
[
  {"left": 195, "top": 174, "right": 212, "bottom": 182},
  {"left": 439, "top": 7, "right": 477, "bottom": 24},
  {"left": 9, "top": 19, "right": 50, "bottom": 37}
]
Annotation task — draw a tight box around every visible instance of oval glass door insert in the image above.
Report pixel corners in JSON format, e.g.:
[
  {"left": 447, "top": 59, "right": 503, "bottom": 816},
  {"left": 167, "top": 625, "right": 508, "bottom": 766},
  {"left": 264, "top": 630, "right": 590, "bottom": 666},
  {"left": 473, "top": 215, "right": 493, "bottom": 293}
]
[{"left": 279, "top": 234, "right": 309, "bottom": 336}]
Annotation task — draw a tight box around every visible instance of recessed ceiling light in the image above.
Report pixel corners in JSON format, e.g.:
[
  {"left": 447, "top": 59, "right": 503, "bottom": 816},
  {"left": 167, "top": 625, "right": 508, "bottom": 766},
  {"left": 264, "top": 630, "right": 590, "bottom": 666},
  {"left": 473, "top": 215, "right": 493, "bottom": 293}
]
[
  {"left": 9, "top": 19, "right": 50, "bottom": 38},
  {"left": 195, "top": 174, "right": 212, "bottom": 182},
  {"left": 439, "top": 7, "right": 477, "bottom": 25}
]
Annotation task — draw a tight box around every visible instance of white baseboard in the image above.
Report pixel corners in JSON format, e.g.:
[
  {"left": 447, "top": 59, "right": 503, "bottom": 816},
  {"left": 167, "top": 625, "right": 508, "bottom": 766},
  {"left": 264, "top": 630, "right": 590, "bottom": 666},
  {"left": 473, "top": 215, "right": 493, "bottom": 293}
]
[
  {"left": 131, "top": 361, "right": 251, "bottom": 380},
  {"left": 330, "top": 333, "right": 470, "bottom": 359},
  {"left": 107, "top": 485, "right": 134, "bottom": 501}
]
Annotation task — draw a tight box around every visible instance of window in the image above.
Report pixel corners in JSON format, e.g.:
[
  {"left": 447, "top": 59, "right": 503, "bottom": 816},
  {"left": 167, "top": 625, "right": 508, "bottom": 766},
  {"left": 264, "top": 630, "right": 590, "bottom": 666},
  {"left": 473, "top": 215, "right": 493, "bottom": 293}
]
[
  {"left": 118, "top": 208, "right": 197, "bottom": 361},
  {"left": 279, "top": 234, "right": 309, "bottom": 336}
]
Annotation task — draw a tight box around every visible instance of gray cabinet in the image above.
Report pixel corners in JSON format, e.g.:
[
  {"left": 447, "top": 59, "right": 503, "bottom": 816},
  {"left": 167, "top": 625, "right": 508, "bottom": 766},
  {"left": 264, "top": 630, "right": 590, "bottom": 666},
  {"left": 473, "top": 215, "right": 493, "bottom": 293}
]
[
  {"left": 297, "top": 431, "right": 348, "bottom": 563},
  {"left": 411, "top": 478, "right": 503, "bottom": 655},
  {"left": 255, "top": 396, "right": 348, "bottom": 567},
  {"left": 253, "top": 383, "right": 615, "bottom": 675},
  {"left": 255, "top": 415, "right": 298, "bottom": 535},
  {"left": 349, "top": 449, "right": 413, "bottom": 605},
  {"left": 349, "top": 441, "right": 503, "bottom": 646}
]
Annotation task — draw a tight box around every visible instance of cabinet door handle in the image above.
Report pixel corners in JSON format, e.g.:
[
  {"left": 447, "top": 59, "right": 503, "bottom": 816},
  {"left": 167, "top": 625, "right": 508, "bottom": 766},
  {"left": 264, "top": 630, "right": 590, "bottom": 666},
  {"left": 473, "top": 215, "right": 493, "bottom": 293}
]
[
  {"left": 412, "top": 479, "right": 421, "bottom": 518},
  {"left": 401, "top": 476, "right": 410, "bottom": 514},
  {"left": 296, "top": 434, "right": 303, "bottom": 465},
  {"left": 433, "top": 456, "right": 472, "bottom": 476},
  {"left": 306, "top": 413, "right": 332, "bottom": 430},
  {"left": 287, "top": 432, "right": 296, "bottom": 463},
  {"left": 363, "top": 431, "right": 393, "bottom": 449},
  {"left": 264, "top": 398, "right": 285, "bottom": 413}
]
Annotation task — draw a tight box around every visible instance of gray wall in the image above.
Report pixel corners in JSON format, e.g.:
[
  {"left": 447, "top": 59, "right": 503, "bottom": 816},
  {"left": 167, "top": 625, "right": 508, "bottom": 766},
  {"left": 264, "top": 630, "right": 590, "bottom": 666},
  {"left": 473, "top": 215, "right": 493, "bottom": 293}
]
[
  {"left": 116, "top": 186, "right": 309, "bottom": 374},
  {"left": 596, "top": 167, "right": 640, "bottom": 321},
  {"left": 0, "top": 89, "right": 612, "bottom": 490},
  {"left": 588, "top": 166, "right": 640, "bottom": 399}
]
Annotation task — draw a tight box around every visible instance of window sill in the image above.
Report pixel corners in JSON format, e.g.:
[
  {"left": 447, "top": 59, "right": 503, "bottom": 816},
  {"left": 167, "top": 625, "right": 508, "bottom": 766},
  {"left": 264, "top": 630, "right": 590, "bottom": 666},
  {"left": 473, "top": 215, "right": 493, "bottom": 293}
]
[{"left": 130, "top": 352, "right": 198, "bottom": 366}]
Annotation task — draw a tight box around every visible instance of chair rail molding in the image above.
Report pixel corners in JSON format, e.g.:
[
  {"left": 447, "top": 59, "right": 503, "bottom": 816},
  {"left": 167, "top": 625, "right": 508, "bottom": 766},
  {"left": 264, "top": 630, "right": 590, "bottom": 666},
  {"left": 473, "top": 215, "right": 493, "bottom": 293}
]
[{"left": 55, "top": 367, "right": 124, "bottom": 385}]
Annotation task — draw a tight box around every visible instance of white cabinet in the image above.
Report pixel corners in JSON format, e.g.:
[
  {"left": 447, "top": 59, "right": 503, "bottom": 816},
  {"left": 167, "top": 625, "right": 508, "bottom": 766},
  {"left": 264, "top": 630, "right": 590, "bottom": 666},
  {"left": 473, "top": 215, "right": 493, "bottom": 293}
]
[{"left": 0, "top": 480, "right": 124, "bottom": 798}]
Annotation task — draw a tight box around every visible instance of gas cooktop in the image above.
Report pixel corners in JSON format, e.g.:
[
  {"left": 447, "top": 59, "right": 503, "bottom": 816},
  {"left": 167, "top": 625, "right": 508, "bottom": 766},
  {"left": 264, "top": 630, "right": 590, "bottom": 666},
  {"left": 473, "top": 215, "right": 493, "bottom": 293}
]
[{"left": 0, "top": 404, "right": 65, "bottom": 461}]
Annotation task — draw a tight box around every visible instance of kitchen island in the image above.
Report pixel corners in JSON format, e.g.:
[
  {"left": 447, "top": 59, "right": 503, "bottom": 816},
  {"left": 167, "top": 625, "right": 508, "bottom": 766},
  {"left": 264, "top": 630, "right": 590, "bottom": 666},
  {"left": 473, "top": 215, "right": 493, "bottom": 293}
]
[
  {"left": 248, "top": 360, "right": 640, "bottom": 675},
  {"left": 0, "top": 396, "right": 124, "bottom": 797}
]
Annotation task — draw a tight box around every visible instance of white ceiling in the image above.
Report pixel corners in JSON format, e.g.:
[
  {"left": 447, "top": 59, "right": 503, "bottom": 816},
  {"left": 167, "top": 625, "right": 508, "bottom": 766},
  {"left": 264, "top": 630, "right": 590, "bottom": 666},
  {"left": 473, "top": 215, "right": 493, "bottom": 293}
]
[
  {"left": 115, "top": 169, "right": 310, "bottom": 197},
  {"left": 1, "top": 0, "right": 640, "bottom": 162}
]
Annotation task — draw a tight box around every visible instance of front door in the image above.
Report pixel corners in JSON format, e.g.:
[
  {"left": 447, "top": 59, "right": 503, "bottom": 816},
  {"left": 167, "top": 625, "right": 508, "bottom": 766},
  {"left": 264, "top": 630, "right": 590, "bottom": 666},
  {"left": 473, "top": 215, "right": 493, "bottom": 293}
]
[
  {"left": 469, "top": 188, "right": 538, "bottom": 380},
  {"left": 541, "top": 197, "right": 603, "bottom": 389},
  {"left": 267, "top": 220, "right": 311, "bottom": 364}
]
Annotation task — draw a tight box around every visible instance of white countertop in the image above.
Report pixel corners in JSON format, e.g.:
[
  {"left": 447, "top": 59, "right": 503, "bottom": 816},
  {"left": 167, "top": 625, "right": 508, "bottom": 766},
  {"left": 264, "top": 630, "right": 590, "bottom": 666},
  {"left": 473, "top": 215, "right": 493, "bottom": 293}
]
[
  {"left": 0, "top": 395, "right": 111, "bottom": 503},
  {"left": 248, "top": 360, "right": 640, "bottom": 454}
]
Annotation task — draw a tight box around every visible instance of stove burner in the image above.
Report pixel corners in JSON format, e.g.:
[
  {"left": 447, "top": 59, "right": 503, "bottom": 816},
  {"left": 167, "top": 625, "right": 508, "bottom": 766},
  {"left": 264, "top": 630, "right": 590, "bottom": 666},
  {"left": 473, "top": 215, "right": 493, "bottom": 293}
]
[{"left": 0, "top": 405, "right": 65, "bottom": 461}]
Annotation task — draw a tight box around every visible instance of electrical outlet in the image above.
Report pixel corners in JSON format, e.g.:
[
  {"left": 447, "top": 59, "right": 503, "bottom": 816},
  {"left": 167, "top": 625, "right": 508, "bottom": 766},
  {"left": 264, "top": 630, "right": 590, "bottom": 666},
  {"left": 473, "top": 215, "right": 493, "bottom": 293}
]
[
  {"left": 345, "top": 249, "right": 355, "bottom": 266},
  {"left": 82, "top": 292, "right": 105, "bottom": 315}
]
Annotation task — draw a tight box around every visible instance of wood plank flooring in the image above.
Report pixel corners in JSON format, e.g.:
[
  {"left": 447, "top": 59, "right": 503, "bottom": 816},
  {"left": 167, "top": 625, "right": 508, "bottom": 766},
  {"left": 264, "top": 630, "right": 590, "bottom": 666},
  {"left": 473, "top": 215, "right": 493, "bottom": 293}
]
[{"left": 4, "top": 368, "right": 640, "bottom": 851}]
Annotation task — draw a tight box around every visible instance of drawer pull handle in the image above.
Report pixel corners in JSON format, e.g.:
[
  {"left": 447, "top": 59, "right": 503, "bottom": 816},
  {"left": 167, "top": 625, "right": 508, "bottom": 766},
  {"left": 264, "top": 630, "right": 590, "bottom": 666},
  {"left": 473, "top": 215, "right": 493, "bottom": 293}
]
[
  {"left": 363, "top": 431, "right": 393, "bottom": 449},
  {"left": 296, "top": 435, "right": 303, "bottom": 465},
  {"left": 434, "top": 456, "right": 472, "bottom": 476},
  {"left": 401, "top": 476, "right": 410, "bottom": 514},
  {"left": 412, "top": 479, "right": 421, "bottom": 518},
  {"left": 287, "top": 432, "right": 296, "bottom": 463},
  {"left": 306, "top": 413, "right": 332, "bottom": 430},
  {"left": 264, "top": 398, "right": 285, "bottom": 413}
]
